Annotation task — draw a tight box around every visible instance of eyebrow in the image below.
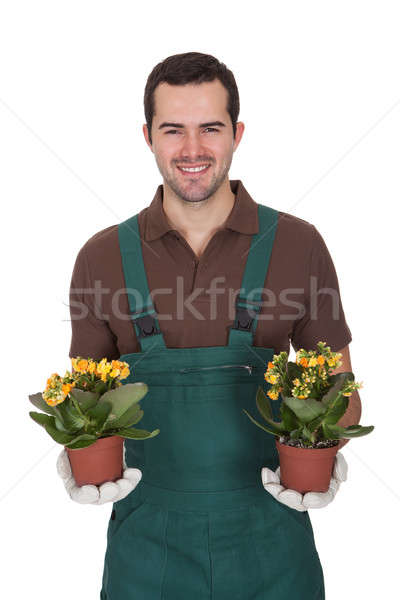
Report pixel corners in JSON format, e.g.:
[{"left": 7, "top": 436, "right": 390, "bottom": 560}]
[{"left": 158, "top": 121, "right": 226, "bottom": 130}]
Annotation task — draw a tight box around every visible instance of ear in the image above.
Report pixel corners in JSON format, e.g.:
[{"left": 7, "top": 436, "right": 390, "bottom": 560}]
[
  {"left": 143, "top": 123, "right": 153, "bottom": 152},
  {"left": 233, "top": 121, "right": 245, "bottom": 152}
]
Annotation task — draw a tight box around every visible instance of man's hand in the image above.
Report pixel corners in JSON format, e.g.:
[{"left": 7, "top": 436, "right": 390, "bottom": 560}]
[
  {"left": 261, "top": 451, "right": 348, "bottom": 511},
  {"left": 56, "top": 442, "right": 142, "bottom": 505}
]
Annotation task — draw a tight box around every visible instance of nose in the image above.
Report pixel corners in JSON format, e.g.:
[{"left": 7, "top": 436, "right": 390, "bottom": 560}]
[{"left": 179, "top": 130, "right": 206, "bottom": 162}]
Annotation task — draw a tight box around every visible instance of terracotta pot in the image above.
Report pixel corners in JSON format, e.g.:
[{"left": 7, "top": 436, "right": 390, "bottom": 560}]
[
  {"left": 66, "top": 435, "right": 124, "bottom": 487},
  {"left": 275, "top": 438, "right": 339, "bottom": 493}
]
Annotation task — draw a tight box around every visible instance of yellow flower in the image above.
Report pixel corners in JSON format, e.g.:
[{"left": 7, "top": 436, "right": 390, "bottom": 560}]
[
  {"left": 110, "top": 368, "right": 120, "bottom": 378},
  {"left": 44, "top": 393, "right": 66, "bottom": 407},
  {"left": 96, "top": 358, "right": 112, "bottom": 376},
  {"left": 120, "top": 366, "right": 130, "bottom": 379},
  {"left": 267, "top": 389, "right": 279, "bottom": 400},
  {"left": 308, "top": 357, "right": 318, "bottom": 367},
  {"left": 87, "top": 360, "right": 97, "bottom": 374}
]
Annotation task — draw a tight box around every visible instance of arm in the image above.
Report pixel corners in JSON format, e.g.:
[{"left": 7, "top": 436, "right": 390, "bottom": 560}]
[
  {"left": 69, "top": 244, "right": 119, "bottom": 360},
  {"left": 330, "top": 344, "right": 362, "bottom": 449}
]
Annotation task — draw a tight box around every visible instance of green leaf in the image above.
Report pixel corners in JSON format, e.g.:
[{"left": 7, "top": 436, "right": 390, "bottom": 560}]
[
  {"left": 321, "top": 422, "right": 373, "bottom": 440},
  {"left": 321, "top": 423, "right": 343, "bottom": 439},
  {"left": 113, "top": 427, "right": 160, "bottom": 440},
  {"left": 289, "top": 427, "right": 302, "bottom": 440},
  {"left": 251, "top": 386, "right": 289, "bottom": 431},
  {"left": 54, "top": 416, "right": 70, "bottom": 432},
  {"left": 44, "top": 425, "right": 76, "bottom": 444},
  {"left": 307, "top": 413, "right": 326, "bottom": 433},
  {"left": 106, "top": 403, "right": 144, "bottom": 429},
  {"left": 242, "top": 409, "right": 285, "bottom": 436},
  {"left": 287, "top": 361, "right": 303, "bottom": 381},
  {"left": 29, "top": 411, "right": 55, "bottom": 427},
  {"left": 42, "top": 419, "right": 77, "bottom": 444},
  {"left": 86, "top": 402, "right": 112, "bottom": 431},
  {"left": 280, "top": 402, "right": 300, "bottom": 431},
  {"left": 69, "top": 388, "right": 99, "bottom": 412},
  {"left": 323, "top": 394, "right": 349, "bottom": 426},
  {"left": 256, "top": 386, "right": 273, "bottom": 421},
  {"left": 94, "top": 381, "right": 108, "bottom": 395},
  {"left": 283, "top": 396, "right": 327, "bottom": 424},
  {"left": 321, "top": 372, "right": 354, "bottom": 406},
  {"left": 28, "top": 393, "right": 56, "bottom": 416},
  {"left": 301, "top": 424, "right": 314, "bottom": 442},
  {"left": 334, "top": 424, "right": 375, "bottom": 438},
  {"left": 53, "top": 402, "right": 85, "bottom": 432},
  {"left": 64, "top": 433, "right": 98, "bottom": 449},
  {"left": 29, "top": 411, "right": 83, "bottom": 444},
  {"left": 98, "top": 383, "right": 148, "bottom": 421}
]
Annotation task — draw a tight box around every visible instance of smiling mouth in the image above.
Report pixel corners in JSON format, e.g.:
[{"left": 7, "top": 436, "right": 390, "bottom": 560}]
[{"left": 177, "top": 164, "right": 211, "bottom": 175}]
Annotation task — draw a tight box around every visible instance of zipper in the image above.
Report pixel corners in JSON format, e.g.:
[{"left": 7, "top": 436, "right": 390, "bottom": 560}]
[
  {"left": 190, "top": 258, "right": 199, "bottom": 294},
  {"left": 179, "top": 364, "right": 255, "bottom": 375},
  {"left": 132, "top": 364, "right": 258, "bottom": 376}
]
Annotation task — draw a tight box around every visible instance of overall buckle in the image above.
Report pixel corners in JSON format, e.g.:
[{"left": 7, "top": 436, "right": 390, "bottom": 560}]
[
  {"left": 132, "top": 311, "right": 160, "bottom": 338},
  {"left": 233, "top": 297, "right": 262, "bottom": 332},
  {"left": 234, "top": 306, "right": 255, "bottom": 331}
]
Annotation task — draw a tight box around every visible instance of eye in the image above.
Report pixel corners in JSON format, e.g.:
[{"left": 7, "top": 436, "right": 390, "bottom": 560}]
[
  {"left": 204, "top": 127, "right": 219, "bottom": 133},
  {"left": 165, "top": 130, "right": 181, "bottom": 135}
]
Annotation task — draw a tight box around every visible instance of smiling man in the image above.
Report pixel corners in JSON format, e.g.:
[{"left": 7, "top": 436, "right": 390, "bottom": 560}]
[
  {"left": 66, "top": 52, "right": 360, "bottom": 599},
  {"left": 144, "top": 77, "right": 245, "bottom": 258}
]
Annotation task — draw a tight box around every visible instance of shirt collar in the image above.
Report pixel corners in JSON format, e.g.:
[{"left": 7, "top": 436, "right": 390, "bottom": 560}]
[{"left": 143, "top": 179, "right": 259, "bottom": 242}]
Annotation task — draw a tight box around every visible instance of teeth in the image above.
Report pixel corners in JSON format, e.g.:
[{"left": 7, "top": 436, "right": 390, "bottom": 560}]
[{"left": 179, "top": 165, "right": 209, "bottom": 173}]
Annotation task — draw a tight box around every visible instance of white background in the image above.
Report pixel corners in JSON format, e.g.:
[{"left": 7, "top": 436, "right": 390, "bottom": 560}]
[{"left": 0, "top": 1, "right": 397, "bottom": 598}]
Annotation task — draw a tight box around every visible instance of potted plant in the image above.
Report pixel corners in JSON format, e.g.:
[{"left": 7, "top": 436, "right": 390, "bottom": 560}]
[
  {"left": 243, "top": 342, "right": 374, "bottom": 493},
  {"left": 29, "top": 357, "right": 160, "bottom": 486}
]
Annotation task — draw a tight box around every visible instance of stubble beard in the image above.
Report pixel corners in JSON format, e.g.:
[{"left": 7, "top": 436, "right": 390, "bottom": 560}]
[{"left": 159, "top": 157, "right": 232, "bottom": 205}]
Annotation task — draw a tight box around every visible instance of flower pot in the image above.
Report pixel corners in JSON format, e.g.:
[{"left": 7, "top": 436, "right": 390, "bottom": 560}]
[
  {"left": 66, "top": 435, "right": 124, "bottom": 487},
  {"left": 275, "top": 438, "right": 339, "bottom": 493}
]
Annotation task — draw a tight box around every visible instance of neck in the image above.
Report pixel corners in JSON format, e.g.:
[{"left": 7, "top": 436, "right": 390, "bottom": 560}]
[{"left": 161, "top": 178, "right": 236, "bottom": 240}]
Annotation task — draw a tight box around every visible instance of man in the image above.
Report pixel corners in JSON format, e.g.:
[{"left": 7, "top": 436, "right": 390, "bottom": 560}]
[{"left": 62, "top": 52, "right": 361, "bottom": 599}]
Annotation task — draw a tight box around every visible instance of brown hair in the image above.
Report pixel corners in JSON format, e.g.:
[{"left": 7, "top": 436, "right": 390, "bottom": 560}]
[{"left": 144, "top": 52, "right": 240, "bottom": 145}]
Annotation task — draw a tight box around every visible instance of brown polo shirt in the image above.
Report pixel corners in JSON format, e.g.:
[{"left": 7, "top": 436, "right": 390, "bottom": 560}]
[{"left": 68, "top": 179, "right": 352, "bottom": 360}]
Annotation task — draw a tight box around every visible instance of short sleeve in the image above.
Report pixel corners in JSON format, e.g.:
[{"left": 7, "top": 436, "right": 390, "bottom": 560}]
[
  {"left": 68, "top": 245, "right": 119, "bottom": 360},
  {"left": 290, "top": 225, "right": 352, "bottom": 352}
]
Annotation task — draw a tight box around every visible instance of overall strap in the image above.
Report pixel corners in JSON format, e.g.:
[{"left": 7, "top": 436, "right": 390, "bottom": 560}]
[
  {"left": 118, "top": 215, "right": 167, "bottom": 351},
  {"left": 228, "top": 203, "right": 278, "bottom": 347}
]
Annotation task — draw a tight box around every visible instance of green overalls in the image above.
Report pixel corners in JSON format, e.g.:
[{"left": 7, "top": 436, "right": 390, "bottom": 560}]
[{"left": 100, "top": 203, "right": 325, "bottom": 599}]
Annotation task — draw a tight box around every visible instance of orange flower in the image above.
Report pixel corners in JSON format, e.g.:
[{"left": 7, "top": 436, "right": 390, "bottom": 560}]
[
  {"left": 120, "top": 366, "right": 130, "bottom": 379},
  {"left": 77, "top": 359, "right": 88, "bottom": 372},
  {"left": 317, "top": 355, "right": 325, "bottom": 365},
  {"left": 299, "top": 357, "right": 308, "bottom": 367}
]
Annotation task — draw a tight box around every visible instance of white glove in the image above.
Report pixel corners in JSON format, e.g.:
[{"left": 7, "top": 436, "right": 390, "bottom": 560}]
[
  {"left": 56, "top": 441, "right": 142, "bottom": 505},
  {"left": 261, "top": 451, "right": 348, "bottom": 512}
]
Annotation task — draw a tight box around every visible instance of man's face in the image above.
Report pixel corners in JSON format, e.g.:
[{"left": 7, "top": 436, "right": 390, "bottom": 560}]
[{"left": 144, "top": 79, "right": 244, "bottom": 203}]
